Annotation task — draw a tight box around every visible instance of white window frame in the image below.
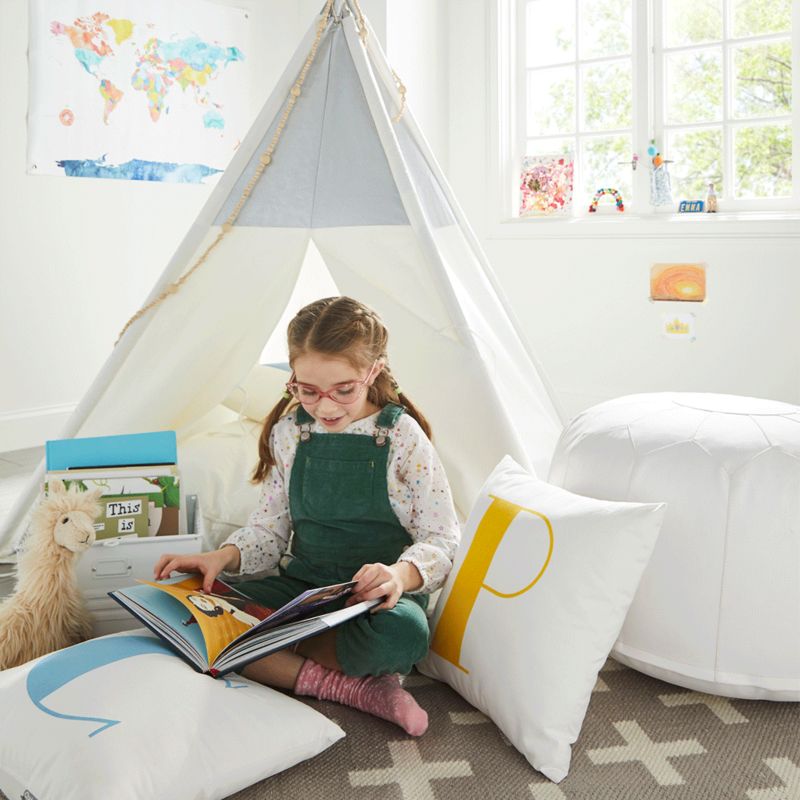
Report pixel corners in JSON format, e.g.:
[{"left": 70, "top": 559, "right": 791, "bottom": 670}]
[
  {"left": 517, "top": 0, "right": 645, "bottom": 214},
  {"left": 654, "top": 0, "right": 798, "bottom": 212},
  {"left": 489, "top": 0, "right": 800, "bottom": 235}
]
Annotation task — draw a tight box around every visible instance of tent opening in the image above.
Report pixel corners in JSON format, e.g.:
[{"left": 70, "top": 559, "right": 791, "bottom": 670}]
[{"left": 259, "top": 239, "right": 339, "bottom": 366}]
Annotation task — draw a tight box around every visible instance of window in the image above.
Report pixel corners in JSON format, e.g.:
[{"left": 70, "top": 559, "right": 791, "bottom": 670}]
[{"left": 505, "top": 0, "right": 796, "bottom": 216}]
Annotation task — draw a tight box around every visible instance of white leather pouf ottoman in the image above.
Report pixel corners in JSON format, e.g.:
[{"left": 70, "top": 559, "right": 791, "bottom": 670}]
[{"left": 548, "top": 392, "right": 800, "bottom": 700}]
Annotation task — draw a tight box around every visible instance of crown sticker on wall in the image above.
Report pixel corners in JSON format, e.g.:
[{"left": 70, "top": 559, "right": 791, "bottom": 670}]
[{"left": 662, "top": 313, "right": 696, "bottom": 342}]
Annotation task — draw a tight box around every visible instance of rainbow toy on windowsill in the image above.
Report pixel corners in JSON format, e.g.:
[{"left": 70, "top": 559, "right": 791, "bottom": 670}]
[{"left": 588, "top": 187, "right": 624, "bottom": 213}]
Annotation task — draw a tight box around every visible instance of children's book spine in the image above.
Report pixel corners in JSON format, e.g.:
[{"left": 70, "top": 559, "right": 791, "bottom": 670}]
[
  {"left": 107, "top": 590, "right": 208, "bottom": 673},
  {"left": 46, "top": 430, "right": 177, "bottom": 471}
]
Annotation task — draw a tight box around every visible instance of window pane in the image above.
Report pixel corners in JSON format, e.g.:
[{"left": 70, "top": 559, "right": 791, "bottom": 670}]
[
  {"left": 581, "top": 134, "right": 633, "bottom": 201},
  {"left": 666, "top": 48, "right": 723, "bottom": 124},
  {"left": 579, "top": 0, "right": 632, "bottom": 60},
  {"left": 526, "top": 138, "right": 575, "bottom": 158},
  {"left": 667, "top": 128, "right": 724, "bottom": 199},
  {"left": 733, "top": 40, "right": 792, "bottom": 119},
  {"left": 581, "top": 59, "right": 632, "bottom": 132},
  {"left": 733, "top": 0, "right": 791, "bottom": 38},
  {"left": 526, "top": 0, "right": 575, "bottom": 67},
  {"left": 664, "top": 0, "right": 722, "bottom": 47},
  {"left": 734, "top": 123, "right": 792, "bottom": 197},
  {"left": 527, "top": 67, "right": 575, "bottom": 136}
]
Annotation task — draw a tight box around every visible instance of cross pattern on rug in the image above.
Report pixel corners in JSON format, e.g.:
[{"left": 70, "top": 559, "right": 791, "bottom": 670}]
[
  {"left": 586, "top": 720, "right": 706, "bottom": 785},
  {"left": 529, "top": 781, "right": 568, "bottom": 800},
  {"left": 449, "top": 711, "right": 489, "bottom": 726},
  {"left": 746, "top": 757, "right": 800, "bottom": 800},
  {"left": 448, "top": 709, "right": 512, "bottom": 745},
  {"left": 348, "top": 740, "right": 472, "bottom": 799},
  {"left": 659, "top": 691, "right": 749, "bottom": 724},
  {"left": 528, "top": 783, "right": 568, "bottom": 800}
]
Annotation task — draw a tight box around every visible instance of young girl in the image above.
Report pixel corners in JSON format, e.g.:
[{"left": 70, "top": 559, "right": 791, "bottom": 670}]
[{"left": 153, "top": 296, "right": 460, "bottom": 736}]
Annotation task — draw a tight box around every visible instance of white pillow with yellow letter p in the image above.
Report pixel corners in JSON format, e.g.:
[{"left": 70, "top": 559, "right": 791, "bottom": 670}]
[{"left": 417, "top": 456, "right": 665, "bottom": 783}]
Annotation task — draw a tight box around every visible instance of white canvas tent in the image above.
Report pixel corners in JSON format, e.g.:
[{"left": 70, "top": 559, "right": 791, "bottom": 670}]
[{"left": 1, "top": 0, "right": 563, "bottom": 551}]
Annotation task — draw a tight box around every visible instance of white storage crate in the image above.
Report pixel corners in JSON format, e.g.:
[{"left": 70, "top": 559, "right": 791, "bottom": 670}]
[{"left": 75, "top": 532, "right": 203, "bottom": 637}]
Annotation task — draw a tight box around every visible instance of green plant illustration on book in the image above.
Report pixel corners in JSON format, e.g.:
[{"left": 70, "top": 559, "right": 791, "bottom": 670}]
[
  {"left": 48, "top": 475, "right": 182, "bottom": 537},
  {"left": 62, "top": 477, "right": 179, "bottom": 508}
]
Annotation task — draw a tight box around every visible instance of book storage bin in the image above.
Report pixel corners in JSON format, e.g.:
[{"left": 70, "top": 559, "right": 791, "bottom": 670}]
[
  {"left": 42, "top": 431, "right": 205, "bottom": 637},
  {"left": 75, "top": 511, "right": 205, "bottom": 637}
]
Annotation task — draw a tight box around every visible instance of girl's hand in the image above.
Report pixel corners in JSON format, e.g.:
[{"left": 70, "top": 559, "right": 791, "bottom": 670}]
[
  {"left": 347, "top": 561, "right": 423, "bottom": 613},
  {"left": 153, "top": 545, "right": 241, "bottom": 593}
]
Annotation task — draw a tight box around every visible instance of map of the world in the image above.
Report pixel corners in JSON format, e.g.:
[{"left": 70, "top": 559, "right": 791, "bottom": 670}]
[{"left": 28, "top": 1, "right": 251, "bottom": 182}]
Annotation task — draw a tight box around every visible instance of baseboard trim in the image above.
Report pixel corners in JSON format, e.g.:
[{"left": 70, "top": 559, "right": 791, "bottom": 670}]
[{"left": 0, "top": 404, "right": 76, "bottom": 452}]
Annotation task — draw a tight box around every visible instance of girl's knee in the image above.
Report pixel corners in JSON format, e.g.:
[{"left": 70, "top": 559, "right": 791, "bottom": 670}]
[
  {"left": 372, "top": 603, "right": 430, "bottom": 646},
  {"left": 338, "top": 601, "right": 430, "bottom": 675}
]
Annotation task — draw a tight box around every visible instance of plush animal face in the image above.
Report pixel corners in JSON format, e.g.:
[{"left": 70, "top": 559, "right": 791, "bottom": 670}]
[
  {"left": 53, "top": 509, "right": 97, "bottom": 553},
  {"left": 46, "top": 480, "right": 103, "bottom": 554}
]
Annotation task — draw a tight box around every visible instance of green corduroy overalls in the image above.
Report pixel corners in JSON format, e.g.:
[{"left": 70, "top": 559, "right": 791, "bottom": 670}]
[{"left": 235, "top": 403, "right": 430, "bottom": 676}]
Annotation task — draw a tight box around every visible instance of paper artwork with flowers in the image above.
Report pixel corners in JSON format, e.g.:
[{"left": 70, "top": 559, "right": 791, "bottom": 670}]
[{"left": 519, "top": 155, "right": 574, "bottom": 216}]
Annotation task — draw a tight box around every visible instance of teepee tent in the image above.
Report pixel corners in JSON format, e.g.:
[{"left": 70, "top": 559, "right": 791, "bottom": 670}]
[{"left": 1, "top": 0, "right": 563, "bottom": 550}]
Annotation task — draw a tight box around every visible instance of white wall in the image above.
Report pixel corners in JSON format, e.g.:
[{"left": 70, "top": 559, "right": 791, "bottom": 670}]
[
  {"left": 385, "top": 0, "right": 449, "bottom": 172},
  {"left": 447, "top": 0, "right": 800, "bottom": 420}
]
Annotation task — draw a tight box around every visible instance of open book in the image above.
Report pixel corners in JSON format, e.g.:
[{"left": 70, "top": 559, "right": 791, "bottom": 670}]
[{"left": 109, "top": 575, "right": 379, "bottom": 677}]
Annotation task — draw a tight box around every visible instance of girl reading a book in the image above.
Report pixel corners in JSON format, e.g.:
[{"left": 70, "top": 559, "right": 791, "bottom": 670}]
[{"left": 153, "top": 297, "right": 460, "bottom": 736}]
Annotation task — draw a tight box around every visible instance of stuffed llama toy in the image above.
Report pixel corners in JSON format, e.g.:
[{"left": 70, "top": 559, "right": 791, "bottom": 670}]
[{"left": 0, "top": 479, "right": 102, "bottom": 669}]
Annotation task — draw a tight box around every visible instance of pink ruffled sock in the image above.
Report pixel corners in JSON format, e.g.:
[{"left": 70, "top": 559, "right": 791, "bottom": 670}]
[{"left": 294, "top": 659, "right": 428, "bottom": 736}]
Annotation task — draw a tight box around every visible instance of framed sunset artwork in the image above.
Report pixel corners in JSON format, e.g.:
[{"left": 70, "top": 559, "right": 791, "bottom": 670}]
[{"left": 650, "top": 263, "right": 706, "bottom": 302}]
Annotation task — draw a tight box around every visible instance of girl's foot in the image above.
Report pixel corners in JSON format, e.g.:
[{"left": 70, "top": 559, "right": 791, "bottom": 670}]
[{"left": 294, "top": 659, "right": 428, "bottom": 736}]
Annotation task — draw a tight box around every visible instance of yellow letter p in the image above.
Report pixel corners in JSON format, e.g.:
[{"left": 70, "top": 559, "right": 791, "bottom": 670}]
[{"left": 429, "top": 495, "right": 553, "bottom": 673}]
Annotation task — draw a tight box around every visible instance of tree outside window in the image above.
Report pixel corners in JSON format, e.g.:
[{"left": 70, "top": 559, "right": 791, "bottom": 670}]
[{"left": 520, "top": 0, "right": 795, "bottom": 214}]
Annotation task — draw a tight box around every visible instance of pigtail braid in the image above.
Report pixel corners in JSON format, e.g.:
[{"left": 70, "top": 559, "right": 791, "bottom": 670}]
[
  {"left": 251, "top": 394, "right": 297, "bottom": 483},
  {"left": 371, "top": 364, "right": 432, "bottom": 440},
  {"left": 393, "top": 389, "right": 432, "bottom": 441}
]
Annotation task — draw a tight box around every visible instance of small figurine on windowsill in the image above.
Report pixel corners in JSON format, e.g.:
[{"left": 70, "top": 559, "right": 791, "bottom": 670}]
[
  {"left": 706, "top": 182, "right": 718, "bottom": 213},
  {"left": 648, "top": 141, "right": 673, "bottom": 207}
]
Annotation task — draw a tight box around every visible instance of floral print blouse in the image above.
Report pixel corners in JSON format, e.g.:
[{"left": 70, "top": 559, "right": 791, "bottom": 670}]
[{"left": 221, "top": 409, "right": 461, "bottom": 594}]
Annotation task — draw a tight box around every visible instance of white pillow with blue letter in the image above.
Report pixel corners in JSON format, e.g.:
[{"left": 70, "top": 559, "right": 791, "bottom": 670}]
[
  {"left": 0, "top": 629, "right": 344, "bottom": 800},
  {"left": 417, "top": 456, "right": 665, "bottom": 783}
]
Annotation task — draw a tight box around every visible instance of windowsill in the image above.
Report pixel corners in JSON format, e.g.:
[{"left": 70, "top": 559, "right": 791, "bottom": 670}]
[{"left": 488, "top": 211, "right": 800, "bottom": 239}]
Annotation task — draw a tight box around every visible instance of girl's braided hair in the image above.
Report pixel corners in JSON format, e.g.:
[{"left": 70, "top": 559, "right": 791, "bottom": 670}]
[{"left": 251, "top": 296, "right": 432, "bottom": 483}]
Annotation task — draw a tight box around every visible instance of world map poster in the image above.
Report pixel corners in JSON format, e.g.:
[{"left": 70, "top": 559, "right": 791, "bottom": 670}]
[{"left": 28, "top": 0, "right": 252, "bottom": 183}]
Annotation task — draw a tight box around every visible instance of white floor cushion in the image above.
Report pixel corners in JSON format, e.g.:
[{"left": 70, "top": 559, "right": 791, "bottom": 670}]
[
  {"left": 549, "top": 392, "right": 800, "bottom": 701},
  {"left": 0, "top": 629, "right": 344, "bottom": 800}
]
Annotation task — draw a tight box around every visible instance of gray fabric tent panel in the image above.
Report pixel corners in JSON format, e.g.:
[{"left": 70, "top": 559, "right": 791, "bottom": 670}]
[
  {"left": 311, "top": 26, "right": 407, "bottom": 227},
  {"left": 213, "top": 30, "right": 331, "bottom": 228},
  {"left": 213, "top": 24, "right": 407, "bottom": 229},
  {"left": 376, "top": 79, "right": 455, "bottom": 229}
]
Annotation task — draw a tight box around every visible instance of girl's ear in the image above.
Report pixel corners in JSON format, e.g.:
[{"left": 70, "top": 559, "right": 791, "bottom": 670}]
[{"left": 370, "top": 358, "right": 386, "bottom": 384}]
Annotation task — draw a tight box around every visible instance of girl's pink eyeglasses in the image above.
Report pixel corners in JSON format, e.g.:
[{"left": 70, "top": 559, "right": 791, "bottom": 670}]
[{"left": 285, "top": 360, "right": 378, "bottom": 405}]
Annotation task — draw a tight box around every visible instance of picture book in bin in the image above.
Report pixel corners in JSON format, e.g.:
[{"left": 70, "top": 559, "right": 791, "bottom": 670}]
[
  {"left": 45, "top": 430, "right": 183, "bottom": 538},
  {"left": 45, "top": 466, "right": 181, "bottom": 538},
  {"left": 109, "top": 576, "right": 379, "bottom": 676}
]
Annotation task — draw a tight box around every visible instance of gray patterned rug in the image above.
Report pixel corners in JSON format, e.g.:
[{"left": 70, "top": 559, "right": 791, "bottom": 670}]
[{"left": 227, "top": 659, "right": 800, "bottom": 800}]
